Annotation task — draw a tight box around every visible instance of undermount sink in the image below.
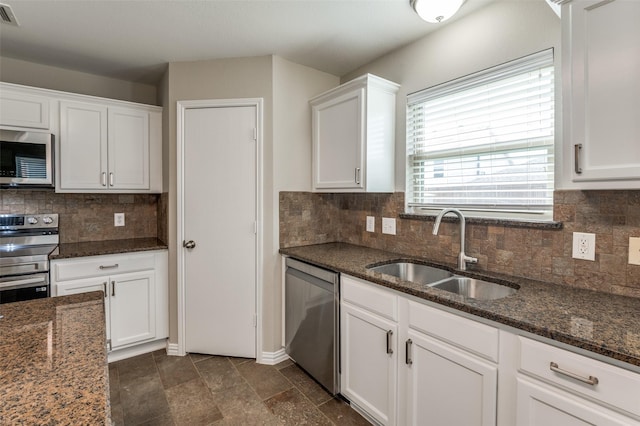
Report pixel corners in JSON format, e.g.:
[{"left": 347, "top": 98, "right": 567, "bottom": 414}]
[
  {"left": 368, "top": 262, "right": 453, "bottom": 285},
  {"left": 368, "top": 261, "right": 518, "bottom": 301},
  {"left": 429, "top": 277, "right": 517, "bottom": 300}
]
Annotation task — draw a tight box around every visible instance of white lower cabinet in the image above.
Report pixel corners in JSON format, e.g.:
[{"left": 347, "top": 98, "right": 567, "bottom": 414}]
[
  {"left": 341, "top": 275, "right": 497, "bottom": 426},
  {"left": 340, "top": 275, "right": 640, "bottom": 426},
  {"left": 405, "top": 329, "right": 497, "bottom": 426},
  {"left": 516, "top": 377, "right": 635, "bottom": 426},
  {"left": 52, "top": 250, "right": 168, "bottom": 354},
  {"left": 341, "top": 275, "right": 398, "bottom": 426}
]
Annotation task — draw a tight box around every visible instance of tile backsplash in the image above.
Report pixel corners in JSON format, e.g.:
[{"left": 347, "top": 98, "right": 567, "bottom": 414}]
[
  {"left": 1, "top": 189, "right": 164, "bottom": 244},
  {"left": 280, "top": 190, "right": 640, "bottom": 298}
]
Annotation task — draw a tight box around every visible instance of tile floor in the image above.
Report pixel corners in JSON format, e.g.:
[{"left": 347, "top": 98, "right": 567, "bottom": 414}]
[{"left": 109, "top": 350, "right": 371, "bottom": 425}]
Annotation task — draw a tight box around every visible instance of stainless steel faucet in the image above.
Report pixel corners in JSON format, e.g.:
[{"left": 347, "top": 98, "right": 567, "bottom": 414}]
[{"left": 432, "top": 208, "right": 478, "bottom": 271}]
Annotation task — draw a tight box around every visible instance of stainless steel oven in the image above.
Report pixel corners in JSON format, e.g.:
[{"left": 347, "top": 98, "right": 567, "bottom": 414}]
[
  {"left": 0, "top": 214, "right": 58, "bottom": 304},
  {"left": 0, "top": 129, "right": 55, "bottom": 187}
]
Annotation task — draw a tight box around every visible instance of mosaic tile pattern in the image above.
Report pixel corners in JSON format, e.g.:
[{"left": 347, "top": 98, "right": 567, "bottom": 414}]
[
  {"left": 279, "top": 190, "right": 640, "bottom": 298},
  {"left": 0, "top": 189, "right": 162, "bottom": 244}
]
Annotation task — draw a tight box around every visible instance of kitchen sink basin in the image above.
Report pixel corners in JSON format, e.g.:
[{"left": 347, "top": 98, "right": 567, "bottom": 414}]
[
  {"left": 368, "top": 262, "right": 453, "bottom": 285},
  {"left": 429, "top": 277, "right": 517, "bottom": 300}
]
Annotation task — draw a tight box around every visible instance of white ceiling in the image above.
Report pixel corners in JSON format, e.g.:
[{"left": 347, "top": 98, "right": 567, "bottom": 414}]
[{"left": 0, "top": 0, "right": 494, "bottom": 85}]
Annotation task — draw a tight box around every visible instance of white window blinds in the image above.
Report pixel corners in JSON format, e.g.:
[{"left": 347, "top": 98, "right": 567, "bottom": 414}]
[{"left": 407, "top": 49, "right": 555, "bottom": 214}]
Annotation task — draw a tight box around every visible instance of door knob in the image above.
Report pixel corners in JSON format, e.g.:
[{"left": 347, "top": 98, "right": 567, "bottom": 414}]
[{"left": 183, "top": 240, "right": 196, "bottom": 249}]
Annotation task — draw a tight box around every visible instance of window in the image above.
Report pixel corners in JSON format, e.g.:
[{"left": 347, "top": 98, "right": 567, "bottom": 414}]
[{"left": 406, "top": 49, "right": 555, "bottom": 219}]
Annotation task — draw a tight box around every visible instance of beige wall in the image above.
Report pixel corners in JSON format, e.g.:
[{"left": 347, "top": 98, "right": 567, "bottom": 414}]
[
  {"left": 165, "top": 56, "right": 274, "bottom": 350},
  {"left": 0, "top": 56, "right": 158, "bottom": 105},
  {"left": 271, "top": 56, "right": 338, "bottom": 349},
  {"left": 165, "top": 55, "right": 338, "bottom": 354},
  {"left": 342, "top": 0, "right": 561, "bottom": 192}
]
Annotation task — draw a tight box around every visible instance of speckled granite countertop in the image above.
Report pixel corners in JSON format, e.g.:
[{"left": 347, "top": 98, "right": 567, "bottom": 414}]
[
  {"left": 52, "top": 237, "right": 168, "bottom": 260},
  {"left": 0, "top": 292, "right": 109, "bottom": 425},
  {"left": 280, "top": 243, "right": 640, "bottom": 369}
]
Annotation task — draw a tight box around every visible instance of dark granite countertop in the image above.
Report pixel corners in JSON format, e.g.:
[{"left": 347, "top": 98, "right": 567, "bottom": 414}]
[
  {"left": 280, "top": 242, "right": 640, "bottom": 369},
  {"left": 52, "top": 238, "right": 168, "bottom": 260},
  {"left": 0, "top": 292, "right": 110, "bottom": 425}
]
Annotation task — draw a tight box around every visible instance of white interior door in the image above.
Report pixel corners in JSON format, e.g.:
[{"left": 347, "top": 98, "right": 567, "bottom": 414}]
[{"left": 184, "top": 105, "right": 257, "bottom": 358}]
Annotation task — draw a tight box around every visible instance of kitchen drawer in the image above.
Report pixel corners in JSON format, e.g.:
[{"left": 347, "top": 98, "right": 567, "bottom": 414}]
[
  {"left": 341, "top": 275, "right": 397, "bottom": 321},
  {"left": 52, "top": 252, "right": 156, "bottom": 282},
  {"left": 408, "top": 300, "right": 499, "bottom": 362},
  {"left": 519, "top": 336, "right": 640, "bottom": 417}
]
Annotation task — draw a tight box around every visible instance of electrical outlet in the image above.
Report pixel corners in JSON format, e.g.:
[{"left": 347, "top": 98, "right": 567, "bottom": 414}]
[
  {"left": 382, "top": 217, "right": 396, "bottom": 235},
  {"left": 572, "top": 232, "right": 595, "bottom": 261},
  {"left": 114, "top": 213, "right": 125, "bottom": 227},
  {"left": 366, "top": 216, "right": 375, "bottom": 233},
  {"left": 629, "top": 237, "right": 640, "bottom": 265}
]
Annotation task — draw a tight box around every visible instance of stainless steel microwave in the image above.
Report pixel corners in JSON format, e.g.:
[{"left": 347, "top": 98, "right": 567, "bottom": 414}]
[{"left": 0, "top": 129, "right": 54, "bottom": 187}]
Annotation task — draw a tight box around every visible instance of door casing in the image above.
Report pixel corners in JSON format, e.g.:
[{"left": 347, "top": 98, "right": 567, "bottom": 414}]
[{"left": 176, "top": 98, "right": 264, "bottom": 361}]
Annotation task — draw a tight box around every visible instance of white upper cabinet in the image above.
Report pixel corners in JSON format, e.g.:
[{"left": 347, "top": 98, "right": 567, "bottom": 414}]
[
  {"left": 0, "top": 82, "right": 162, "bottom": 193},
  {"left": 310, "top": 74, "right": 399, "bottom": 192},
  {"left": 560, "top": 0, "right": 640, "bottom": 189},
  {"left": 0, "top": 84, "right": 53, "bottom": 130},
  {"left": 59, "top": 100, "right": 160, "bottom": 192}
]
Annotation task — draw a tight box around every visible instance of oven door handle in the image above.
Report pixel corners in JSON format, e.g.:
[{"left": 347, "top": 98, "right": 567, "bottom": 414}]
[{"left": 0, "top": 275, "right": 48, "bottom": 290}]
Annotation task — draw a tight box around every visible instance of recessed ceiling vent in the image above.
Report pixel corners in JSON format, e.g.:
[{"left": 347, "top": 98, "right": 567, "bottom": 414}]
[{"left": 0, "top": 3, "right": 19, "bottom": 26}]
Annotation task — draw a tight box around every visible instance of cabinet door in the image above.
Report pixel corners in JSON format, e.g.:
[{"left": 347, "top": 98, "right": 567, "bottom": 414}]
[
  {"left": 0, "top": 87, "right": 51, "bottom": 129},
  {"left": 516, "top": 377, "right": 637, "bottom": 426},
  {"left": 107, "top": 107, "right": 150, "bottom": 190},
  {"left": 59, "top": 101, "right": 108, "bottom": 189},
  {"left": 312, "top": 88, "right": 365, "bottom": 190},
  {"left": 55, "top": 277, "right": 110, "bottom": 340},
  {"left": 109, "top": 270, "right": 156, "bottom": 349},
  {"left": 405, "top": 330, "right": 497, "bottom": 426},
  {"left": 341, "top": 302, "right": 397, "bottom": 426},
  {"left": 567, "top": 0, "right": 640, "bottom": 184}
]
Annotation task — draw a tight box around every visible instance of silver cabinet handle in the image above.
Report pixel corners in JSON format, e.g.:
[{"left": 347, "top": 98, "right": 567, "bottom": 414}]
[
  {"left": 355, "top": 167, "right": 361, "bottom": 185},
  {"left": 111, "top": 280, "right": 115, "bottom": 297},
  {"left": 574, "top": 144, "right": 583, "bottom": 174},
  {"left": 386, "top": 330, "right": 393, "bottom": 354},
  {"left": 101, "top": 172, "right": 107, "bottom": 186},
  {"left": 406, "top": 339, "right": 413, "bottom": 365},
  {"left": 99, "top": 264, "right": 119, "bottom": 270},
  {"left": 103, "top": 281, "right": 107, "bottom": 298},
  {"left": 183, "top": 240, "right": 196, "bottom": 249},
  {"left": 550, "top": 362, "right": 599, "bottom": 386},
  {"left": 109, "top": 172, "right": 114, "bottom": 186}
]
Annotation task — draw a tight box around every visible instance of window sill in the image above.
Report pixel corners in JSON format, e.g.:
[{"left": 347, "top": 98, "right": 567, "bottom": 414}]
[{"left": 399, "top": 213, "right": 563, "bottom": 230}]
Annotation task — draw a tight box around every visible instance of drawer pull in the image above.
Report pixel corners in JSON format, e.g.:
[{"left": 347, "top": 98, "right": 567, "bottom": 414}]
[
  {"left": 386, "top": 330, "right": 393, "bottom": 354},
  {"left": 99, "top": 264, "right": 119, "bottom": 270},
  {"left": 550, "top": 362, "right": 599, "bottom": 386}
]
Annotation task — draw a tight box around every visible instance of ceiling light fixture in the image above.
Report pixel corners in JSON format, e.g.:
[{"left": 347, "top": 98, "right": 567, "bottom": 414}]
[{"left": 411, "top": 0, "right": 465, "bottom": 23}]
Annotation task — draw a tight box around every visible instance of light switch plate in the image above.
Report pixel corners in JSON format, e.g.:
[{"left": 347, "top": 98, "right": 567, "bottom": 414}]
[
  {"left": 382, "top": 217, "right": 396, "bottom": 235},
  {"left": 366, "top": 216, "right": 375, "bottom": 233},
  {"left": 114, "top": 213, "right": 125, "bottom": 227},
  {"left": 572, "top": 232, "right": 595, "bottom": 261},
  {"left": 629, "top": 237, "right": 640, "bottom": 265}
]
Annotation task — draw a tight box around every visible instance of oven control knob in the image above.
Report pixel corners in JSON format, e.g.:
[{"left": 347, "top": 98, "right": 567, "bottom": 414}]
[
  {"left": 27, "top": 217, "right": 39, "bottom": 225},
  {"left": 42, "top": 216, "right": 54, "bottom": 224}
]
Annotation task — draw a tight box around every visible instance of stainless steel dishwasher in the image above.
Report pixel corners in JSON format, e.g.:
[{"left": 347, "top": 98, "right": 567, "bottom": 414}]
[{"left": 285, "top": 257, "right": 339, "bottom": 395}]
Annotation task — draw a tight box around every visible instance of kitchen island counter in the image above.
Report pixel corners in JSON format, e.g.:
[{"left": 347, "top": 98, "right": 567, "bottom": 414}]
[
  {"left": 281, "top": 242, "right": 640, "bottom": 370},
  {"left": 0, "top": 292, "right": 109, "bottom": 425}
]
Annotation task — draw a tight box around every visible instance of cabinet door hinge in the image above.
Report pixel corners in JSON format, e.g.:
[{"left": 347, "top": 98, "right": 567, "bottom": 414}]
[
  {"left": 254, "top": 221, "right": 258, "bottom": 234},
  {"left": 253, "top": 128, "right": 257, "bottom": 141},
  {"left": 253, "top": 314, "right": 257, "bottom": 327}
]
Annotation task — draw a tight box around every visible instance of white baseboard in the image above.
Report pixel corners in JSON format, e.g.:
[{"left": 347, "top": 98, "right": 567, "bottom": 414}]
[
  {"left": 258, "top": 348, "right": 289, "bottom": 365},
  {"left": 107, "top": 339, "right": 168, "bottom": 363}
]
